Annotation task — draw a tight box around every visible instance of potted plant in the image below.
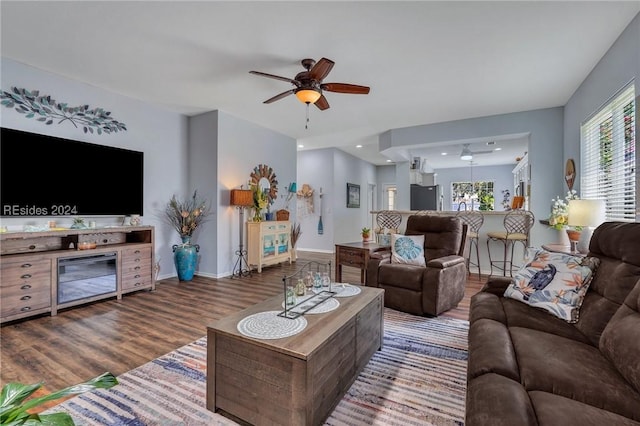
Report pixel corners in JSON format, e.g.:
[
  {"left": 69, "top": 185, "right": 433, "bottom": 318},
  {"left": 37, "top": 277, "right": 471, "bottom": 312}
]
[
  {"left": 361, "top": 227, "right": 371, "bottom": 242},
  {"left": 0, "top": 372, "right": 118, "bottom": 425},
  {"left": 164, "top": 190, "right": 211, "bottom": 281}
]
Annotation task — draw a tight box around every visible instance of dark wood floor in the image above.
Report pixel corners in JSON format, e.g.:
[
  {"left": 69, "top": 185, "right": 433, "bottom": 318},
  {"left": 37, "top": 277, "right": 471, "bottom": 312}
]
[{"left": 0, "top": 251, "right": 484, "bottom": 395}]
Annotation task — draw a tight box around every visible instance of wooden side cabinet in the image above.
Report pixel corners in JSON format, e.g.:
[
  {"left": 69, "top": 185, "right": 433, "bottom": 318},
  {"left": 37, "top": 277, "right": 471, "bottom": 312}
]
[
  {"left": 0, "top": 226, "right": 155, "bottom": 323},
  {"left": 247, "top": 221, "right": 291, "bottom": 273}
]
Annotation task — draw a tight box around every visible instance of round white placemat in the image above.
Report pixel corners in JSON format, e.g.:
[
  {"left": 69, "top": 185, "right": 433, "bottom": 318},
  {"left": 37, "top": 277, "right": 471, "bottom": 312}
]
[
  {"left": 237, "top": 311, "right": 307, "bottom": 339},
  {"left": 282, "top": 295, "right": 340, "bottom": 314},
  {"left": 332, "top": 284, "right": 362, "bottom": 297}
]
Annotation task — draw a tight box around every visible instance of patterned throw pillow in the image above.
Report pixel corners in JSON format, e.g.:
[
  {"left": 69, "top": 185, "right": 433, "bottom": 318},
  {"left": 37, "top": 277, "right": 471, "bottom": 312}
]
[
  {"left": 503, "top": 249, "right": 600, "bottom": 323},
  {"left": 391, "top": 234, "right": 426, "bottom": 266}
]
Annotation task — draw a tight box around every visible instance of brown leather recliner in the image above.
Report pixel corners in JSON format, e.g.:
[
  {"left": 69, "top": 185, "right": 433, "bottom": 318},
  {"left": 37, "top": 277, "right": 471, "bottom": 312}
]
[{"left": 365, "top": 214, "right": 468, "bottom": 316}]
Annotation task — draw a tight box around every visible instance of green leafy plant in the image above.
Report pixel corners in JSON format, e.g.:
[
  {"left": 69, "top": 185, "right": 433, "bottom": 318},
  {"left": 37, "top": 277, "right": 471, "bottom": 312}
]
[
  {"left": 0, "top": 372, "right": 118, "bottom": 425},
  {"left": 361, "top": 227, "right": 371, "bottom": 236}
]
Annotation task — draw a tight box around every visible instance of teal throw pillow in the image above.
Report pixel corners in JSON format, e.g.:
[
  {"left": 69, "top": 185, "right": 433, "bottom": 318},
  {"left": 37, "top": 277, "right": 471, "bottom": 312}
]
[{"left": 391, "top": 234, "right": 425, "bottom": 266}]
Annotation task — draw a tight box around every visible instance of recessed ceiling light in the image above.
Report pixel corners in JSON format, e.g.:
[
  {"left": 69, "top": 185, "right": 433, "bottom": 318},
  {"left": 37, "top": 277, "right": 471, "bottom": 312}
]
[
  {"left": 298, "top": 144, "right": 304, "bottom": 148},
  {"left": 386, "top": 159, "right": 392, "bottom": 162},
  {"left": 495, "top": 147, "right": 502, "bottom": 151},
  {"left": 441, "top": 152, "right": 447, "bottom": 156},
  {"left": 356, "top": 145, "right": 363, "bottom": 148}
]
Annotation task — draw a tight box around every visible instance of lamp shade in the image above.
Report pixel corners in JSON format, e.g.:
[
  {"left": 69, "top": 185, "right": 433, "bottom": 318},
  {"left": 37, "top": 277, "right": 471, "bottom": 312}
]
[
  {"left": 295, "top": 88, "right": 321, "bottom": 104},
  {"left": 567, "top": 199, "right": 606, "bottom": 227},
  {"left": 230, "top": 189, "right": 254, "bottom": 207}
]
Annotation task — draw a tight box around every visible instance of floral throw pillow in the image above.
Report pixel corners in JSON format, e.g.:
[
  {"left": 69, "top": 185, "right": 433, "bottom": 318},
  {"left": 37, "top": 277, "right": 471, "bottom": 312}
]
[
  {"left": 391, "top": 234, "right": 426, "bottom": 266},
  {"left": 503, "top": 249, "right": 600, "bottom": 323}
]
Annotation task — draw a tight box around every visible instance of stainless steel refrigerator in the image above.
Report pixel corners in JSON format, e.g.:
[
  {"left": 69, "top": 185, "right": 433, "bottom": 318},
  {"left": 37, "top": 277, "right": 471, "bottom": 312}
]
[{"left": 410, "top": 184, "right": 441, "bottom": 210}]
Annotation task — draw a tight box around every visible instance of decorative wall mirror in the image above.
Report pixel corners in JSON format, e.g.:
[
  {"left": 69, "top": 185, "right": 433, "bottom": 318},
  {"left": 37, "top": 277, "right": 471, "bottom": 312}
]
[{"left": 250, "top": 164, "right": 278, "bottom": 205}]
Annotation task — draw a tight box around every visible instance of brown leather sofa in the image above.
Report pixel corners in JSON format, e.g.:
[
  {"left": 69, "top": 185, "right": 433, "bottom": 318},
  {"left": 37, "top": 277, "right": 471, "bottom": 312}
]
[
  {"left": 466, "top": 222, "right": 640, "bottom": 425},
  {"left": 365, "top": 214, "right": 467, "bottom": 316}
]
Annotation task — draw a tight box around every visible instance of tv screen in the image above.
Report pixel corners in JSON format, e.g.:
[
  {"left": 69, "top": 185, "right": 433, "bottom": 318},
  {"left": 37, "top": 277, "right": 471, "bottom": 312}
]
[{"left": 1, "top": 127, "right": 143, "bottom": 217}]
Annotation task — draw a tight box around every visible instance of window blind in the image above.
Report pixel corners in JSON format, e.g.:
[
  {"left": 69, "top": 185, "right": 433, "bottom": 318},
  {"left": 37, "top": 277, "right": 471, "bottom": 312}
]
[{"left": 580, "top": 84, "right": 636, "bottom": 221}]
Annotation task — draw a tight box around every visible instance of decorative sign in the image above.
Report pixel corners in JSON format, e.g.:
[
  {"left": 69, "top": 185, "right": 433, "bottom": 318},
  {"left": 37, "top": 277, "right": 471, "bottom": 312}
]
[{"left": 0, "top": 87, "right": 127, "bottom": 134}]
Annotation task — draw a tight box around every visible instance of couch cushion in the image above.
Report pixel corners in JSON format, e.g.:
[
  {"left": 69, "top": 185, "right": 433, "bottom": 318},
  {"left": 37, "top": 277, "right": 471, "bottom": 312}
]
[
  {"left": 404, "top": 215, "right": 464, "bottom": 261},
  {"left": 378, "top": 263, "right": 424, "bottom": 291},
  {"left": 576, "top": 222, "right": 640, "bottom": 345},
  {"left": 467, "top": 318, "right": 520, "bottom": 382},
  {"left": 600, "top": 278, "right": 640, "bottom": 394},
  {"left": 529, "top": 391, "right": 640, "bottom": 426},
  {"left": 465, "top": 373, "right": 537, "bottom": 426},
  {"left": 503, "top": 249, "right": 599, "bottom": 322},
  {"left": 390, "top": 234, "right": 425, "bottom": 266},
  {"left": 469, "top": 291, "right": 507, "bottom": 324},
  {"left": 511, "top": 326, "right": 640, "bottom": 421}
]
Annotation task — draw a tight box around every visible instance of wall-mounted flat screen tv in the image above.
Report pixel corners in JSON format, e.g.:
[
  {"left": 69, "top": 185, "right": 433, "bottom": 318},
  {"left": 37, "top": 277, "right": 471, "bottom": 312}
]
[{"left": 1, "top": 127, "right": 143, "bottom": 217}]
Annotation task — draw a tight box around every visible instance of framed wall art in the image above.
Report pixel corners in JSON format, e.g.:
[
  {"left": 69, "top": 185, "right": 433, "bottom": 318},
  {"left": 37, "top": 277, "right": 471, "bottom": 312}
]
[{"left": 347, "top": 183, "right": 360, "bottom": 208}]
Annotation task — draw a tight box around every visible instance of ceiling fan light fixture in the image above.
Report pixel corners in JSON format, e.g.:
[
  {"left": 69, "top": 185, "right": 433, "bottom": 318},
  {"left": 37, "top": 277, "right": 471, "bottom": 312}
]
[
  {"left": 295, "top": 88, "right": 321, "bottom": 104},
  {"left": 460, "top": 145, "right": 473, "bottom": 161}
]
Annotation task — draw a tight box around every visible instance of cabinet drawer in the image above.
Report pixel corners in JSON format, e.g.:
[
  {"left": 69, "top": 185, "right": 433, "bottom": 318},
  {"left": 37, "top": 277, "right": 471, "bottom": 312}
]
[
  {"left": 1, "top": 258, "right": 52, "bottom": 288},
  {"left": 121, "top": 269, "right": 152, "bottom": 291},
  {"left": 1, "top": 285, "right": 50, "bottom": 317},
  {"left": 79, "top": 232, "right": 126, "bottom": 246},
  {"left": 339, "top": 249, "right": 365, "bottom": 267},
  {"left": 121, "top": 247, "right": 152, "bottom": 272},
  {"left": 1, "top": 237, "right": 61, "bottom": 255}
]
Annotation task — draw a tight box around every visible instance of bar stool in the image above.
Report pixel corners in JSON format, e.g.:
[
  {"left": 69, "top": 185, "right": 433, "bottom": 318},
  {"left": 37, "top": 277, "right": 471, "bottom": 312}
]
[
  {"left": 486, "top": 210, "right": 535, "bottom": 277},
  {"left": 376, "top": 210, "right": 402, "bottom": 233},
  {"left": 456, "top": 210, "right": 484, "bottom": 279}
]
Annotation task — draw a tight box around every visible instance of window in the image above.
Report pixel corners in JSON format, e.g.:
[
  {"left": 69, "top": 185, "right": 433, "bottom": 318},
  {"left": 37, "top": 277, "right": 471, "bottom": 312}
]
[
  {"left": 382, "top": 185, "right": 396, "bottom": 210},
  {"left": 581, "top": 84, "right": 635, "bottom": 221},
  {"left": 451, "top": 181, "right": 494, "bottom": 211}
]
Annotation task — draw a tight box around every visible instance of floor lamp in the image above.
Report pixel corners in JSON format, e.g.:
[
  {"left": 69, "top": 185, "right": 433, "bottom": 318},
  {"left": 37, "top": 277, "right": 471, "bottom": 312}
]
[{"left": 230, "top": 188, "right": 254, "bottom": 278}]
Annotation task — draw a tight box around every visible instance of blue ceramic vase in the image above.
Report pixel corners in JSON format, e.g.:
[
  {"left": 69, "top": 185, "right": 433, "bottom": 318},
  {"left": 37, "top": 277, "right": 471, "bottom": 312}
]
[{"left": 173, "top": 236, "right": 199, "bottom": 281}]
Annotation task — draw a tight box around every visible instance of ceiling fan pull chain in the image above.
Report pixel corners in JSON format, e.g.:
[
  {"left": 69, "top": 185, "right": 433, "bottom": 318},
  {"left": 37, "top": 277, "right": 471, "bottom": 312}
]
[{"left": 305, "top": 103, "right": 310, "bottom": 129}]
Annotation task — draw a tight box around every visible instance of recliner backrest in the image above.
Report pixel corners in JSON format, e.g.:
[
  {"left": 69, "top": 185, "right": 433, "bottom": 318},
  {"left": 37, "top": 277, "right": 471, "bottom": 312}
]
[
  {"left": 574, "top": 221, "right": 640, "bottom": 346},
  {"left": 405, "top": 215, "right": 465, "bottom": 262}
]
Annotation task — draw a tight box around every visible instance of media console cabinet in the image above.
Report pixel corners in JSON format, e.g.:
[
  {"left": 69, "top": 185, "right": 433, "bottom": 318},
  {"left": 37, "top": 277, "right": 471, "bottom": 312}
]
[{"left": 0, "top": 225, "right": 155, "bottom": 323}]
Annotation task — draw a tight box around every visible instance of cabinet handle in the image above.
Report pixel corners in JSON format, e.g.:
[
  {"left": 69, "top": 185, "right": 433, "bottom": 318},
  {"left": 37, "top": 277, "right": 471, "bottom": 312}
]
[
  {"left": 20, "top": 307, "right": 31, "bottom": 312},
  {"left": 134, "top": 266, "right": 141, "bottom": 270},
  {"left": 103, "top": 239, "right": 108, "bottom": 244},
  {"left": 134, "top": 250, "right": 140, "bottom": 254},
  {"left": 20, "top": 295, "right": 31, "bottom": 301},
  {"left": 21, "top": 284, "right": 32, "bottom": 290},
  {"left": 134, "top": 274, "right": 140, "bottom": 278},
  {"left": 28, "top": 245, "right": 36, "bottom": 250},
  {"left": 21, "top": 274, "right": 32, "bottom": 279},
  {"left": 21, "top": 263, "right": 32, "bottom": 268}
]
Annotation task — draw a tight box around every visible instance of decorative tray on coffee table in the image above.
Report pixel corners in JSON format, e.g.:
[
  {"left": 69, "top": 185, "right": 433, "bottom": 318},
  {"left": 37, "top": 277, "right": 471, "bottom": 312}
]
[{"left": 278, "top": 290, "right": 337, "bottom": 319}]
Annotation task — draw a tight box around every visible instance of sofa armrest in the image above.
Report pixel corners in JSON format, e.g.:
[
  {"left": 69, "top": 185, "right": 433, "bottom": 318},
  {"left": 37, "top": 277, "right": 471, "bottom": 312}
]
[
  {"left": 365, "top": 252, "right": 391, "bottom": 287},
  {"left": 481, "top": 276, "right": 512, "bottom": 296},
  {"left": 426, "top": 255, "right": 466, "bottom": 269}
]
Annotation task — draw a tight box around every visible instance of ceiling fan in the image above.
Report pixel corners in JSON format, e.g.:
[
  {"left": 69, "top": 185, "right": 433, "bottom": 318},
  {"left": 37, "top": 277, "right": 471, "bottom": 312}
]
[
  {"left": 249, "top": 57, "right": 370, "bottom": 111},
  {"left": 460, "top": 143, "right": 494, "bottom": 161}
]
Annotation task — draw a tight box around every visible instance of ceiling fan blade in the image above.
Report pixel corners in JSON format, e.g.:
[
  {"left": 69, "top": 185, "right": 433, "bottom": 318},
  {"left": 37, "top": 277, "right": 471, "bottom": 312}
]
[
  {"left": 321, "top": 83, "right": 370, "bottom": 95},
  {"left": 314, "top": 95, "right": 330, "bottom": 110},
  {"left": 471, "top": 150, "right": 494, "bottom": 155},
  {"left": 249, "top": 70, "right": 299, "bottom": 86},
  {"left": 309, "top": 58, "right": 335, "bottom": 81},
  {"left": 263, "top": 89, "right": 295, "bottom": 104}
]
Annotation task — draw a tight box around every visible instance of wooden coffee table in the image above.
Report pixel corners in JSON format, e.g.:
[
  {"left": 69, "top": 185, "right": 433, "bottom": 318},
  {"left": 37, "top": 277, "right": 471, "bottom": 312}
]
[{"left": 206, "top": 286, "right": 384, "bottom": 426}]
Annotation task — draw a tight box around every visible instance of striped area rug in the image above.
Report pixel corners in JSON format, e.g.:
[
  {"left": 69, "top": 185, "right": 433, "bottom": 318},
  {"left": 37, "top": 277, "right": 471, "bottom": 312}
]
[{"left": 46, "top": 309, "right": 468, "bottom": 425}]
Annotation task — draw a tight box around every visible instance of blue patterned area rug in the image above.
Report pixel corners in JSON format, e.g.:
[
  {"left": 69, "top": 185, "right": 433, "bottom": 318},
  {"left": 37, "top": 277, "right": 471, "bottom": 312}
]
[{"left": 46, "top": 309, "right": 468, "bottom": 425}]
